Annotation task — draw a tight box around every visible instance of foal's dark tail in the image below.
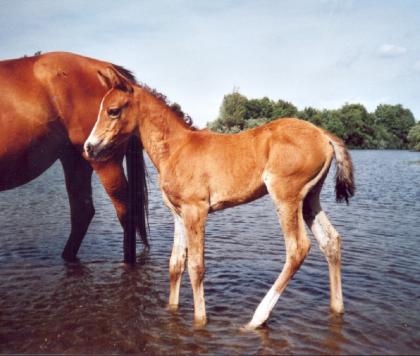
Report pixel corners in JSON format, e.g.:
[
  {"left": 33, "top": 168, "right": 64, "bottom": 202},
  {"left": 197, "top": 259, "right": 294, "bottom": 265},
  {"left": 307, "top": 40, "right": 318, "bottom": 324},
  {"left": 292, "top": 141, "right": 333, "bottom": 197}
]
[
  {"left": 325, "top": 132, "right": 355, "bottom": 204},
  {"left": 126, "top": 135, "right": 149, "bottom": 250}
]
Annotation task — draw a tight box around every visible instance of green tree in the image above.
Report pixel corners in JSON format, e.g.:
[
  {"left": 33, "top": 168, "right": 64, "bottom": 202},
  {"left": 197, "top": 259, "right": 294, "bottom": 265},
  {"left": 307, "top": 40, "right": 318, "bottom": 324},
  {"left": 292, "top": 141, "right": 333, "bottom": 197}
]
[
  {"left": 374, "top": 104, "right": 415, "bottom": 148},
  {"left": 244, "top": 117, "right": 269, "bottom": 129},
  {"left": 245, "top": 97, "right": 273, "bottom": 121},
  {"left": 322, "top": 110, "right": 347, "bottom": 139},
  {"left": 372, "top": 124, "right": 398, "bottom": 149},
  {"left": 408, "top": 123, "right": 420, "bottom": 151},
  {"left": 335, "top": 103, "right": 376, "bottom": 148},
  {"left": 219, "top": 91, "right": 247, "bottom": 128},
  {"left": 271, "top": 99, "right": 298, "bottom": 119},
  {"left": 207, "top": 91, "right": 417, "bottom": 149},
  {"left": 298, "top": 106, "right": 320, "bottom": 123},
  {"left": 209, "top": 90, "right": 248, "bottom": 132}
]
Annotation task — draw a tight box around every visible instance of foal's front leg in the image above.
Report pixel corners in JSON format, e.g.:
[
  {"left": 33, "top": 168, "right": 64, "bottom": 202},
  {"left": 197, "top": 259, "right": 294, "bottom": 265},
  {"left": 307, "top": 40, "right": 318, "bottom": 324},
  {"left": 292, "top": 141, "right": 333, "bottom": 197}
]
[
  {"left": 168, "top": 214, "right": 187, "bottom": 310},
  {"left": 181, "top": 204, "right": 208, "bottom": 326}
]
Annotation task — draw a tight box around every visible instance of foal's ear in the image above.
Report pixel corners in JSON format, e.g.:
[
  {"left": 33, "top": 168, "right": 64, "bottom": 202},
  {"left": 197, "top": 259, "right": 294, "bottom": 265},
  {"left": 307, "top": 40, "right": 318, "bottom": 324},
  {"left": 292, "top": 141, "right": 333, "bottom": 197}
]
[{"left": 97, "top": 67, "right": 133, "bottom": 93}]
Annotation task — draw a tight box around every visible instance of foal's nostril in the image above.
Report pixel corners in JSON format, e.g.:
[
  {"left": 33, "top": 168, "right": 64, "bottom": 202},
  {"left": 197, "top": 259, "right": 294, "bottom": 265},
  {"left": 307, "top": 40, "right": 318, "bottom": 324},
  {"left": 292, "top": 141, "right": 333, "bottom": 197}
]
[{"left": 85, "top": 142, "right": 94, "bottom": 157}]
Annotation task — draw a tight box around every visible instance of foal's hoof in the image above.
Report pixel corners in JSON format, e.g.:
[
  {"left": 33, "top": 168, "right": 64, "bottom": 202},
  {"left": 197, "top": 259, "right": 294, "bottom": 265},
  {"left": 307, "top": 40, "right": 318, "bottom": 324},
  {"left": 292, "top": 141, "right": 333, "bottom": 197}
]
[
  {"left": 241, "top": 320, "right": 267, "bottom": 332},
  {"left": 193, "top": 316, "right": 207, "bottom": 330},
  {"left": 167, "top": 304, "right": 179, "bottom": 312},
  {"left": 331, "top": 303, "right": 345, "bottom": 315},
  {"left": 241, "top": 323, "right": 258, "bottom": 332}
]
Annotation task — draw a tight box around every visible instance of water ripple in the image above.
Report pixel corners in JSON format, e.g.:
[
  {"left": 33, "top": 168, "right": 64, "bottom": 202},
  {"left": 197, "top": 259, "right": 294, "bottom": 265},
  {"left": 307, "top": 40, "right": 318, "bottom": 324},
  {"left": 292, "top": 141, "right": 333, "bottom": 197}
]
[{"left": 0, "top": 150, "right": 419, "bottom": 354}]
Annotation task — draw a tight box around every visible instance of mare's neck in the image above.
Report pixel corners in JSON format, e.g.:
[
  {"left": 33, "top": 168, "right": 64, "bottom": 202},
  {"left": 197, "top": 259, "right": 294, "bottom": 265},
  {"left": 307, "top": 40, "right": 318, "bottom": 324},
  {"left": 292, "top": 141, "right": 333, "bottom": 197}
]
[{"left": 135, "top": 87, "right": 191, "bottom": 171}]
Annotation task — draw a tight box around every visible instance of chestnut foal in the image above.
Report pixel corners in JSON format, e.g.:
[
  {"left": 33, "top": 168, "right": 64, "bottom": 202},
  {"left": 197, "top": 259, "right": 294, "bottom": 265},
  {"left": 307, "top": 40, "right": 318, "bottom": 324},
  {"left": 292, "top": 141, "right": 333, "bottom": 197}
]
[{"left": 85, "top": 68, "right": 355, "bottom": 329}]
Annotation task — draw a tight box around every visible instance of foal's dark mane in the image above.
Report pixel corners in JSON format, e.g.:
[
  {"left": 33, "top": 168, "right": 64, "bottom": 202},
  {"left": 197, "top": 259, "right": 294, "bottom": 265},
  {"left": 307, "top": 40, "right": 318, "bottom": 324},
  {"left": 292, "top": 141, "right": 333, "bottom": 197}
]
[
  {"left": 140, "top": 83, "right": 196, "bottom": 130},
  {"left": 112, "top": 64, "right": 195, "bottom": 130}
]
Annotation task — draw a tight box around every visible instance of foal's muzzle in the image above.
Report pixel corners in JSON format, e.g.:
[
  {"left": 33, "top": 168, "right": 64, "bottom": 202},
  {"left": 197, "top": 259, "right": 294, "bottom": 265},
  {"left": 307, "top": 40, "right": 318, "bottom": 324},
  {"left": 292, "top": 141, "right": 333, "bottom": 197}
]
[
  {"left": 84, "top": 139, "right": 104, "bottom": 160},
  {"left": 85, "top": 142, "right": 95, "bottom": 158},
  {"left": 84, "top": 138, "right": 117, "bottom": 161}
]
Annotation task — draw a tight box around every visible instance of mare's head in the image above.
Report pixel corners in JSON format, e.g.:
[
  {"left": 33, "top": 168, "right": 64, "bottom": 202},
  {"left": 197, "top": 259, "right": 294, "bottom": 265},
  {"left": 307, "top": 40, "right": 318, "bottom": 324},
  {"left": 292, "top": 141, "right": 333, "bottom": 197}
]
[{"left": 84, "top": 67, "right": 138, "bottom": 161}]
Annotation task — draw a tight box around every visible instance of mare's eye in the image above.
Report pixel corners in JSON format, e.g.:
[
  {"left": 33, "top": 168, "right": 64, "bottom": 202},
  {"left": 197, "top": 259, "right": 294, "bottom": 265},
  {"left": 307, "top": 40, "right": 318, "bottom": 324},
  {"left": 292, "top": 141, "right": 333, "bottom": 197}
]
[{"left": 108, "top": 107, "right": 121, "bottom": 119}]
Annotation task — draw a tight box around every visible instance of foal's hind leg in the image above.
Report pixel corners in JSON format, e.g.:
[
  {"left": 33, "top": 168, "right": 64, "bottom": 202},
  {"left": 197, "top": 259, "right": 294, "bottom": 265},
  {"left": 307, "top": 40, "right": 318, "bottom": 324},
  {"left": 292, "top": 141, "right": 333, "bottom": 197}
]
[
  {"left": 303, "top": 181, "right": 344, "bottom": 314},
  {"left": 60, "top": 151, "right": 95, "bottom": 261},
  {"left": 181, "top": 204, "right": 208, "bottom": 326},
  {"left": 247, "top": 181, "right": 311, "bottom": 329},
  {"left": 168, "top": 214, "right": 187, "bottom": 310}
]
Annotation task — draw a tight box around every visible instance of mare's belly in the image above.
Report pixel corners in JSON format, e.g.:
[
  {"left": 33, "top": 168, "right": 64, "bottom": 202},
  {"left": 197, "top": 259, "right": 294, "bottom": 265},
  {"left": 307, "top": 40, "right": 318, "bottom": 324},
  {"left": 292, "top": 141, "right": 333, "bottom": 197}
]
[{"left": 0, "top": 141, "right": 60, "bottom": 191}]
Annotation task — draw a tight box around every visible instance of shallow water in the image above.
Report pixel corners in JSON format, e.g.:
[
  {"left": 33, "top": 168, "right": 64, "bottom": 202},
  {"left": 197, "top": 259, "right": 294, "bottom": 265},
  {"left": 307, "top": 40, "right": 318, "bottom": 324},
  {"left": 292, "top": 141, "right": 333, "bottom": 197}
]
[{"left": 0, "top": 150, "right": 419, "bottom": 354}]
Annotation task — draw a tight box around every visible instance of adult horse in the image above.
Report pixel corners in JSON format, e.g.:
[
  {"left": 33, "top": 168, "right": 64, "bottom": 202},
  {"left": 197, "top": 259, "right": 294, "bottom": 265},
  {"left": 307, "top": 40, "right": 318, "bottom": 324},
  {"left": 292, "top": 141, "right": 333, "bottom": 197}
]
[
  {"left": 85, "top": 68, "right": 355, "bottom": 329},
  {"left": 0, "top": 52, "right": 148, "bottom": 264}
]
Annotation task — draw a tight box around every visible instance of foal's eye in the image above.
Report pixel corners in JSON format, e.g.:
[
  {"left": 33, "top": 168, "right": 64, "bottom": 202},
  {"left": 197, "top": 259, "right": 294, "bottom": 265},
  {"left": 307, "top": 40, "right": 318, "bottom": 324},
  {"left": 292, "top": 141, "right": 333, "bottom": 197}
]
[{"left": 108, "top": 107, "right": 121, "bottom": 119}]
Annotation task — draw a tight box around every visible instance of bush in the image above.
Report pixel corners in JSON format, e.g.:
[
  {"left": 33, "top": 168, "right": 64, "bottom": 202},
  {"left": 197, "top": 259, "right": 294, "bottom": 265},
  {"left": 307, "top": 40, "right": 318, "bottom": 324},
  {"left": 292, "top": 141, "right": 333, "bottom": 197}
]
[{"left": 408, "top": 123, "right": 420, "bottom": 151}]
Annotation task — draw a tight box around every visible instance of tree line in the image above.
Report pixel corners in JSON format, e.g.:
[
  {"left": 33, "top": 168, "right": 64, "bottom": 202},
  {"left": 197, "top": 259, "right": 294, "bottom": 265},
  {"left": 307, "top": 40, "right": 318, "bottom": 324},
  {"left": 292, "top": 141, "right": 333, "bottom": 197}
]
[{"left": 207, "top": 90, "right": 420, "bottom": 150}]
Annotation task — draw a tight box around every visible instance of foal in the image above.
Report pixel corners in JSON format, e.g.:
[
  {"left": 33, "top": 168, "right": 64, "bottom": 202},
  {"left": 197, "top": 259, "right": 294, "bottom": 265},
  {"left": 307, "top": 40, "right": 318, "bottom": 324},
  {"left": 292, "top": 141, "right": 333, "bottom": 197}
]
[{"left": 84, "top": 68, "right": 355, "bottom": 329}]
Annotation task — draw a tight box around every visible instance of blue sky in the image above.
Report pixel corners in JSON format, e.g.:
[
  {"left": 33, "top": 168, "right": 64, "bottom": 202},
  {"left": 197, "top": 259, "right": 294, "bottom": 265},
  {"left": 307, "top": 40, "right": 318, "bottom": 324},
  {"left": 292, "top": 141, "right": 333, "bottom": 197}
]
[{"left": 1, "top": 0, "right": 419, "bottom": 127}]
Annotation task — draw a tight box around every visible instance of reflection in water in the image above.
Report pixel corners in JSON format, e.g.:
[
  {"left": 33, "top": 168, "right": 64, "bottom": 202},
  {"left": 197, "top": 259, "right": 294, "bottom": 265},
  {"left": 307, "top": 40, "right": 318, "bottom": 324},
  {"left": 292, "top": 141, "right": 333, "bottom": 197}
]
[
  {"left": 63, "top": 260, "right": 93, "bottom": 278},
  {"left": 251, "top": 328, "right": 290, "bottom": 355},
  {"left": 324, "top": 313, "right": 345, "bottom": 354},
  {"left": 1, "top": 150, "right": 420, "bottom": 354}
]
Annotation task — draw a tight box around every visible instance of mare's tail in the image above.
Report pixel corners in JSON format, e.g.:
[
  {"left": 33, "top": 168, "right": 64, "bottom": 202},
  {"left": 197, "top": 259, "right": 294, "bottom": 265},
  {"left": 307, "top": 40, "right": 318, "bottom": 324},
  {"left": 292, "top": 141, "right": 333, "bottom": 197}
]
[{"left": 126, "top": 135, "right": 149, "bottom": 250}]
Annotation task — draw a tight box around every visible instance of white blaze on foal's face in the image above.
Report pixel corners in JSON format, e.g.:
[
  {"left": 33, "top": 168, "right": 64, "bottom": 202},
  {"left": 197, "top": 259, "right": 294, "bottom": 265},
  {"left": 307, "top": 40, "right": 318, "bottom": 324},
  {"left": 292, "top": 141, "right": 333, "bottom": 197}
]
[{"left": 84, "top": 88, "right": 137, "bottom": 160}]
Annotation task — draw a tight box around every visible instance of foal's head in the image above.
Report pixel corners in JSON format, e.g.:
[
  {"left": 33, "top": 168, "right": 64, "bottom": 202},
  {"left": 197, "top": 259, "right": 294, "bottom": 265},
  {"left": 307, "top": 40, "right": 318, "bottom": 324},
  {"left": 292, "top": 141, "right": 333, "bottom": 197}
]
[{"left": 84, "top": 68, "right": 138, "bottom": 161}]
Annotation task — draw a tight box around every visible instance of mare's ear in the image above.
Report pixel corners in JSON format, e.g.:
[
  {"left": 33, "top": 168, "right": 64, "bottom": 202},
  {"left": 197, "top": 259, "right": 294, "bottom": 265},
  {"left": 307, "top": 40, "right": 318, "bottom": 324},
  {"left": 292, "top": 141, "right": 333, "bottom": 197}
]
[{"left": 97, "top": 67, "right": 133, "bottom": 93}]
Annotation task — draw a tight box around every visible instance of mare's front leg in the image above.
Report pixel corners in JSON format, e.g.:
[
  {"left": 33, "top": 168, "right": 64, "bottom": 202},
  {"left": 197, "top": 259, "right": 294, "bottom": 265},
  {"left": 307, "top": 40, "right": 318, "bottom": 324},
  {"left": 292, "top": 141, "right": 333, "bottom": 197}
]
[
  {"left": 91, "top": 154, "right": 136, "bottom": 264},
  {"left": 60, "top": 149, "right": 95, "bottom": 261},
  {"left": 181, "top": 204, "right": 208, "bottom": 327},
  {"left": 168, "top": 214, "right": 187, "bottom": 309}
]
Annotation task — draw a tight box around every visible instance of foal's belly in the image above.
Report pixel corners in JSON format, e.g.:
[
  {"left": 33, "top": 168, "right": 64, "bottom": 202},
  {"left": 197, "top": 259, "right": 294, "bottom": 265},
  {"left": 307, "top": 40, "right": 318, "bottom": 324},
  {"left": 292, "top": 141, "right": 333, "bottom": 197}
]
[{"left": 209, "top": 183, "right": 268, "bottom": 212}]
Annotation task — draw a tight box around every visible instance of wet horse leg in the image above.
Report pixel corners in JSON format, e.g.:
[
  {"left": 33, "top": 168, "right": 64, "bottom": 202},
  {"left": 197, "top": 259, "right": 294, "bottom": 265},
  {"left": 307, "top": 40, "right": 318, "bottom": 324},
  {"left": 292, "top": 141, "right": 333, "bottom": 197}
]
[
  {"left": 168, "top": 214, "right": 187, "bottom": 310},
  {"left": 303, "top": 181, "right": 344, "bottom": 314},
  {"left": 60, "top": 150, "right": 95, "bottom": 261},
  {"left": 181, "top": 204, "right": 208, "bottom": 326},
  {"left": 247, "top": 178, "right": 311, "bottom": 329},
  {"left": 92, "top": 157, "right": 137, "bottom": 264}
]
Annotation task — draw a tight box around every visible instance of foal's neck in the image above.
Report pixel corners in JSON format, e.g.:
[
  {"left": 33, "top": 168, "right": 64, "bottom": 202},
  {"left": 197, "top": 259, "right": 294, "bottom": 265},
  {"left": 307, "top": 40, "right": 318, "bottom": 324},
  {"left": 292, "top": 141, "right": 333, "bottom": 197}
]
[{"left": 135, "top": 87, "right": 191, "bottom": 171}]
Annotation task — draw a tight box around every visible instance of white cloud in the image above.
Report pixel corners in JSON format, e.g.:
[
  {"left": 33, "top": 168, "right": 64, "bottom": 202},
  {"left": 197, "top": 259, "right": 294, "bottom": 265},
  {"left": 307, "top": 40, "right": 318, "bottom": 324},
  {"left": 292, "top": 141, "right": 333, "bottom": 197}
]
[
  {"left": 378, "top": 44, "right": 407, "bottom": 57},
  {"left": 414, "top": 60, "right": 420, "bottom": 71}
]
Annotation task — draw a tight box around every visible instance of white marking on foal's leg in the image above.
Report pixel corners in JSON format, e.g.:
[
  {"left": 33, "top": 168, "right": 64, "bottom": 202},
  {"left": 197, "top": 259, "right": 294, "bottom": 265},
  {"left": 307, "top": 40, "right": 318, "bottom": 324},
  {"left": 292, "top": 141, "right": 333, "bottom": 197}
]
[
  {"left": 168, "top": 214, "right": 187, "bottom": 309},
  {"left": 246, "top": 285, "right": 281, "bottom": 329},
  {"left": 310, "top": 210, "right": 344, "bottom": 314}
]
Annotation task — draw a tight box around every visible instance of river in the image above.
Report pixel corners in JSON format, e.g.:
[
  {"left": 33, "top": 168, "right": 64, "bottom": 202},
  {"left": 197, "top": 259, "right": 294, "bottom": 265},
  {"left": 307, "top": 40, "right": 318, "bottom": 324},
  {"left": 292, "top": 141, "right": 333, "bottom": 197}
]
[{"left": 0, "top": 150, "right": 419, "bottom": 354}]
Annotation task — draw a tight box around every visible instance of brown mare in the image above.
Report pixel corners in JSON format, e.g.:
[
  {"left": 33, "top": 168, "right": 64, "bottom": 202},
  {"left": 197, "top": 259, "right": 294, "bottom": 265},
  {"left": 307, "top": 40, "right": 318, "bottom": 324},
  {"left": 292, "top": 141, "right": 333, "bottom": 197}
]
[
  {"left": 84, "top": 68, "right": 355, "bottom": 329},
  {"left": 0, "top": 52, "right": 148, "bottom": 264}
]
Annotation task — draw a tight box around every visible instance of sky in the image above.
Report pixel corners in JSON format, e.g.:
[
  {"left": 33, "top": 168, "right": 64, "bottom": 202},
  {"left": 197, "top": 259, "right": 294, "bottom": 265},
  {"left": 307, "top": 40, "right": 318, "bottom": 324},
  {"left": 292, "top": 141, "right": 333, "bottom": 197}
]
[{"left": 1, "top": 0, "right": 419, "bottom": 127}]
